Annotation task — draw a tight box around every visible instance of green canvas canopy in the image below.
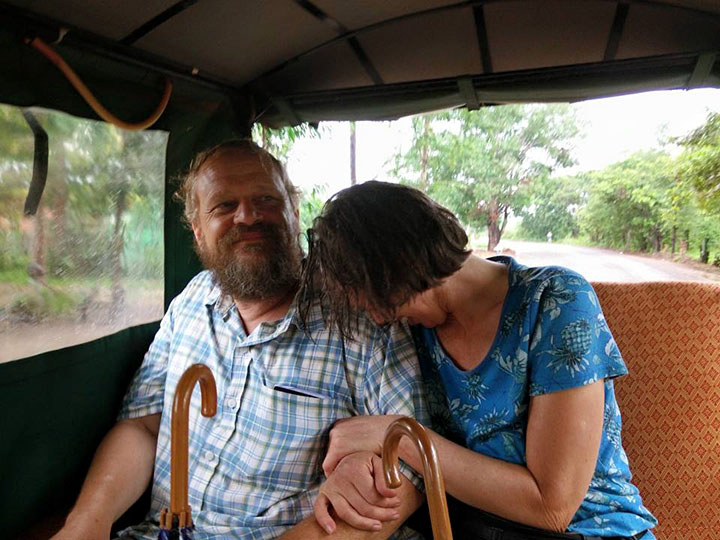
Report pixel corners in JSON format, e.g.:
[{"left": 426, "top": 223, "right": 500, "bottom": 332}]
[{"left": 1, "top": 0, "right": 719, "bottom": 128}]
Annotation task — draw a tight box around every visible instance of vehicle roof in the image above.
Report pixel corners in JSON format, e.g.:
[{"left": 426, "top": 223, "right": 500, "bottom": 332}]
[{"left": 2, "top": 0, "right": 720, "bottom": 126}]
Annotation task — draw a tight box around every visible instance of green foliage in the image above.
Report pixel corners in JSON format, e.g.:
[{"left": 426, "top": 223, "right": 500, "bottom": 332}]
[
  {"left": 0, "top": 103, "right": 167, "bottom": 319},
  {"left": 8, "top": 286, "right": 80, "bottom": 321},
  {"left": 394, "top": 104, "right": 579, "bottom": 250},
  {"left": 298, "top": 184, "right": 327, "bottom": 251},
  {"left": 519, "top": 174, "right": 585, "bottom": 241},
  {"left": 675, "top": 112, "right": 720, "bottom": 214},
  {"left": 252, "top": 123, "right": 323, "bottom": 161},
  {"left": 578, "top": 151, "right": 674, "bottom": 251},
  {"left": 566, "top": 144, "right": 720, "bottom": 261}
]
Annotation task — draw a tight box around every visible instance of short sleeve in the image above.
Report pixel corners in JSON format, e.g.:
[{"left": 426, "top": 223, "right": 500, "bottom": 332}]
[
  {"left": 116, "top": 299, "right": 176, "bottom": 420},
  {"left": 527, "top": 271, "right": 628, "bottom": 397},
  {"left": 363, "top": 320, "right": 429, "bottom": 492}
]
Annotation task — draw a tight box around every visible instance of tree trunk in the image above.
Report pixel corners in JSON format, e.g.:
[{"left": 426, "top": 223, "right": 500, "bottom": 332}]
[
  {"left": 671, "top": 226, "right": 677, "bottom": 254},
  {"left": 110, "top": 186, "right": 127, "bottom": 323},
  {"left": 350, "top": 121, "right": 357, "bottom": 185},
  {"left": 652, "top": 226, "right": 662, "bottom": 252},
  {"left": 486, "top": 199, "right": 501, "bottom": 251},
  {"left": 31, "top": 210, "right": 45, "bottom": 270},
  {"left": 51, "top": 142, "right": 69, "bottom": 270},
  {"left": 420, "top": 116, "right": 429, "bottom": 190},
  {"left": 700, "top": 237, "right": 710, "bottom": 264}
]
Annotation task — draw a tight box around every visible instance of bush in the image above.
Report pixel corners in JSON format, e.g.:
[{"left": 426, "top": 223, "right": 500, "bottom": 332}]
[{"left": 8, "top": 286, "right": 80, "bottom": 322}]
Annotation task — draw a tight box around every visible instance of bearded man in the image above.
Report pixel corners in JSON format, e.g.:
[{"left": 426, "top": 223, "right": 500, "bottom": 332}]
[{"left": 51, "top": 140, "right": 427, "bottom": 540}]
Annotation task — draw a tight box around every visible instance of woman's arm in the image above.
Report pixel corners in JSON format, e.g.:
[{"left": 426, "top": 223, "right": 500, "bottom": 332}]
[
  {"left": 421, "top": 381, "right": 604, "bottom": 531},
  {"left": 322, "top": 380, "right": 604, "bottom": 532}
]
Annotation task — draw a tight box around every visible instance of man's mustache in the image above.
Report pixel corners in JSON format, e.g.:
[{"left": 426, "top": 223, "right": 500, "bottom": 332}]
[{"left": 220, "top": 223, "right": 281, "bottom": 247}]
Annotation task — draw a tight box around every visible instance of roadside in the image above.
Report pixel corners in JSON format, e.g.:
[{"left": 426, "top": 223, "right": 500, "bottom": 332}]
[{"left": 478, "top": 241, "right": 720, "bottom": 283}]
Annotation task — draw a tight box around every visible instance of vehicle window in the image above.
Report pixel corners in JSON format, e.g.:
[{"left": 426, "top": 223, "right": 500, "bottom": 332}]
[
  {"left": 263, "top": 90, "right": 720, "bottom": 285},
  {"left": 0, "top": 104, "right": 167, "bottom": 363}
]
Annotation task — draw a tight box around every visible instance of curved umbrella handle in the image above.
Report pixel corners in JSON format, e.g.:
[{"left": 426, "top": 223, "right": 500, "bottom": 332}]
[
  {"left": 162, "top": 364, "right": 217, "bottom": 529},
  {"left": 382, "top": 417, "right": 453, "bottom": 540}
]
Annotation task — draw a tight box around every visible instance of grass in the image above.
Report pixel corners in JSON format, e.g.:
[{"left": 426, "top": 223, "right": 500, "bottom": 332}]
[{"left": 0, "top": 268, "right": 30, "bottom": 284}]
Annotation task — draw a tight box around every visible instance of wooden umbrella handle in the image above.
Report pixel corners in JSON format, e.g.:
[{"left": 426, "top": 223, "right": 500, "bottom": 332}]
[
  {"left": 168, "top": 364, "right": 217, "bottom": 527},
  {"left": 382, "top": 416, "right": 452, "bottom": 540},
  {"left": 382, "top": 417, "right": 453, "bottom": 540}
]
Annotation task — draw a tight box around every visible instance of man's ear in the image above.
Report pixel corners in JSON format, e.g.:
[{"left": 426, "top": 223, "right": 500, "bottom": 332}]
[{"left": 192, "top": 222, "right": 203, "bottom": 244}]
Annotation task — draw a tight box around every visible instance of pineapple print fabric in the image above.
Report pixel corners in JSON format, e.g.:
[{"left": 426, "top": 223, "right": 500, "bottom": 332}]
[{"left": 413, "top": 256, "right": 657, "bottom": 538}]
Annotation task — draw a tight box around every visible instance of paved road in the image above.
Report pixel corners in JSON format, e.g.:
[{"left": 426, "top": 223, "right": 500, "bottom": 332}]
[{"left": 488, "top": 241, "right": 719, "bottom": 283}]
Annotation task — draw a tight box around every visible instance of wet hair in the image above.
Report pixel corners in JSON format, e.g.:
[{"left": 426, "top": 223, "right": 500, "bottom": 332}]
[
  {"left": 175, "top": 138, "right": 300, "bottom": 226},
  {"left": 299, "top": 181, "right": 471, "bottom": 337}
]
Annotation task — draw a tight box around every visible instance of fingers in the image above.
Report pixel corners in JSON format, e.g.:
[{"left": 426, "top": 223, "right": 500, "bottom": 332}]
[
  {"left": 371, "top": 453, "right": 400, "bottom": 500},
  {"left": 322, "top": 451, "right": 340, "bottom": 477},
  {"left": 316, "top": 452, "right": 403, "bottom": 533},
  {"left": 314, "top": 492, "right": 337, "bottom": 534},
  {"left": 323, "top": 485, "right": 389, "bottom": 531},
  {"left": 344, "top": 482, "right": 401, "bottom": 521}
]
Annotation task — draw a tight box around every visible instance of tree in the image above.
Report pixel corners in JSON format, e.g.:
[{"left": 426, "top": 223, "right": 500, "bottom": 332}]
[
  {"left": 675, "top": 112, "right": 720, "bottom": 214},
  {"left": 519, "top": 174, "right": 585, "bottom": 241},
  {"left": 252, "top": 123, "right": 321, "bottom": 162},
  {"left": 394, "top": 104, "right": 579, "bottom": 250},
  {"left": 578, "top": 151, "right": 675, "bottom": 251}
]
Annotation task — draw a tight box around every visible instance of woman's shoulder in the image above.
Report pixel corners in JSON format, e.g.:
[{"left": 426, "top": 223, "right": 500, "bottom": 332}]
[{"left": 490, "top": 256, "right": 594, "bottom": 302}]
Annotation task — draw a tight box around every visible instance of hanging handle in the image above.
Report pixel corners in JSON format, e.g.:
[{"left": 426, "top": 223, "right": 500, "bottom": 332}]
[{"left": 27, "top": 36, "right": 173, "bottom": 131}]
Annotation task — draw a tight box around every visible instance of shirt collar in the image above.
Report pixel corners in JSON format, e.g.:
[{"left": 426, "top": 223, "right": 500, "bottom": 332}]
[{"left": 203, "top": 279, "right": 327, "bottom": 335}]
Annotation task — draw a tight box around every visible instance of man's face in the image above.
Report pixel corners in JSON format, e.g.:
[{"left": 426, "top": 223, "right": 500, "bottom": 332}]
[{"left": 191, "top": 149, "right": 302, "bottom": 300}]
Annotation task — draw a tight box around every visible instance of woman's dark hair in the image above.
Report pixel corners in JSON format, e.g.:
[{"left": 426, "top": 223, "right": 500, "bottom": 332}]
[{"left": 299, "top": 181, "right": 471, "bottom": 337}]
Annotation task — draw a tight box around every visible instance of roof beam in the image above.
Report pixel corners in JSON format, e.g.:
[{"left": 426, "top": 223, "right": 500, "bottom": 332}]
[
  {"left": 472, "top": 4, "right": 493, "bottom": 74},
  {"left": 687, "top": 52, "right": 717, "bottom": 88},
  {"left": 604, "top": 1, "right": 630, "bottom": 61},
  {"left": 121, "top": 0, "right": 199, "bottom": 45},
  {"left": 294, "top": 0, "right": 384, "bottom": 85},
  {"left": 458, "top": 76, "right": 481, "bottom": 110}
]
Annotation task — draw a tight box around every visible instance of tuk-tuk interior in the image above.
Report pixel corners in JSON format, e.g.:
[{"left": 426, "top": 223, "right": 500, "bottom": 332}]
[{"left": 1, "top": 1, "right": 719, "bottom": 538}]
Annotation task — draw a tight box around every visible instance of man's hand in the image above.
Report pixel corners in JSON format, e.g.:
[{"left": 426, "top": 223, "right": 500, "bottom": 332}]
[
  {"left": 315, "top": 451, "right": 401, "bottom": 534},
  {"left": 323, "top": 415, "right": 400, "bottom": 476}
]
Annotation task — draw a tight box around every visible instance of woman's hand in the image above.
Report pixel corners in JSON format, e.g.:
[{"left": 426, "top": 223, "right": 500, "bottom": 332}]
[
  {"left": 323, "top": 415, "right": 401, "bottom": 476},
  {"left": 314, "top": 451, "right": 401, "bottom": 534}
]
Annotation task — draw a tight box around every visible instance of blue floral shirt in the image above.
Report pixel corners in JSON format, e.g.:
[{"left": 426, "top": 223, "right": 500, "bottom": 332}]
[{"left": 414, "top": 257, "right": 657, "bottom": 538}]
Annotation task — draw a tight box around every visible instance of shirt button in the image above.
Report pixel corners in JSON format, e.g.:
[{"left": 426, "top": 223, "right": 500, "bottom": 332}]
[
  {"left": 226, "top": 397, "right": 237, "bottom": 410},
  {"left": 204, "top": 450, "right": 215, "bottom": 462}
]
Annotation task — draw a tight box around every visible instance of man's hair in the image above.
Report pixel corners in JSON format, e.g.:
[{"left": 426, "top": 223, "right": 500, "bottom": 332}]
[
  {"left": 175, "top": 139, "right": 300, "bottom": 226},
  {"left": 299, "top": 181, "right": 471, "bottom": 337}
]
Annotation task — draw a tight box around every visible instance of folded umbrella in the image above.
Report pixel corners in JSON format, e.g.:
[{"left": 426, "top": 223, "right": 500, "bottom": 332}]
[{"left": 159, "top": 364, "right": 217, "bottom": 540}]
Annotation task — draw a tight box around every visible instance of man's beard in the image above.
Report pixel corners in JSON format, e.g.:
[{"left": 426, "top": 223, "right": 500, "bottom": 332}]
[{"left": 196, "top": 222, "right": 302, "bottom": 301}]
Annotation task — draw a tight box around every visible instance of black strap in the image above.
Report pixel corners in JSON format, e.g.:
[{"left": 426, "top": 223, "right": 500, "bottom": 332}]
[
  {"left": 444, "top": 498, "right": 648, "bottom": 540},
  {"left": 584, "top": 532, "right": 648, "bottom": 540}
]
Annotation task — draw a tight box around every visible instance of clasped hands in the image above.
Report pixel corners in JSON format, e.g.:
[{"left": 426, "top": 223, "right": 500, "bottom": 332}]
[{"left": 315, "top": 415, "right": 406, "bottom": 534}]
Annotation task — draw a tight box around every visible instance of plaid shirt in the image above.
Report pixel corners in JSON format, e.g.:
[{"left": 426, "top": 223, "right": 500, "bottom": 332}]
[{"left": 116, "top": 271, "right": 427, "bottom": 540}]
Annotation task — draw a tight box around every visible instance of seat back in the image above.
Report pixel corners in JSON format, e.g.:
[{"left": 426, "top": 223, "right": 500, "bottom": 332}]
[{"left": 593, "top": 281, "right": 720, "bottom": 540}]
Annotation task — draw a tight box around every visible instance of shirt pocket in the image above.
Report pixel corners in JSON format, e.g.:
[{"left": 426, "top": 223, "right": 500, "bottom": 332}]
[{"left": 233, "top": 376, "right": 343, "bottom": 490}]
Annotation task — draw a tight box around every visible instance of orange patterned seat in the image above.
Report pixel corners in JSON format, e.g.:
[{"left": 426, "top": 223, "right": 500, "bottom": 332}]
[{"left": 593, "top": 281, "right": 720, "bottom": 540}]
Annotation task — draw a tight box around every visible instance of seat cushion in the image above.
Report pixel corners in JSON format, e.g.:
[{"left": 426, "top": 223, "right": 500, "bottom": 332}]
[{"left": 593, "top": 281, "right": 720, "bottom": 540}]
